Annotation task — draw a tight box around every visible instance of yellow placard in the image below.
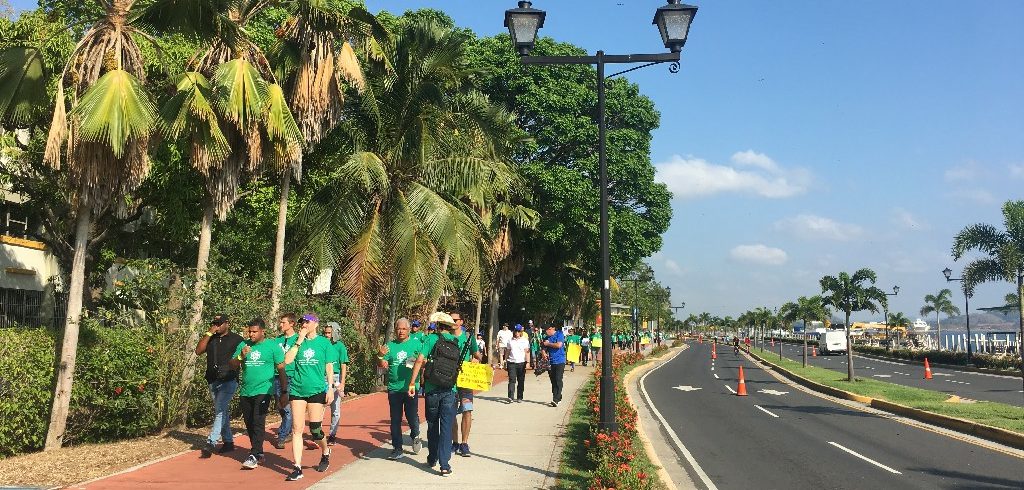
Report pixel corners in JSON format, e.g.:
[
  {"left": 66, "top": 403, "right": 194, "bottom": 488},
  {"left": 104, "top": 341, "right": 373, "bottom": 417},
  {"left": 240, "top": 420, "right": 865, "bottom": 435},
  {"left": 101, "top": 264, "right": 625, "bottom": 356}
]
[
  {"left": 591, "top": 338, "right": 603, "bottom": 348},
  {"left": 641, "top": 338, "right": 650, "bottom": 346},
  {"left": 566, "top": 343, "right": 582, "bottom": 364},
  {"left": 456, "top": 362, "right": 493, "bottom": 391}
]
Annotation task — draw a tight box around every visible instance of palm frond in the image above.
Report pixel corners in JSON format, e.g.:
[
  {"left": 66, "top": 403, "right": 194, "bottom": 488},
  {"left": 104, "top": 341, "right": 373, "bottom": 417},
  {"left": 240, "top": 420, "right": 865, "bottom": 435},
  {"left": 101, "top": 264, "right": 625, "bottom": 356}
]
[
  {"left": 71, "top": 69, "right": 158, "bottom": 158},
  {"left": 161, "top": 71, "right": 230, "bottom": 168},
  {"left": 212, "top": 58, "right": 268, "bottom": 132},
  {"left": 0, "top": 46, "right": 48, "bottom": 128}
]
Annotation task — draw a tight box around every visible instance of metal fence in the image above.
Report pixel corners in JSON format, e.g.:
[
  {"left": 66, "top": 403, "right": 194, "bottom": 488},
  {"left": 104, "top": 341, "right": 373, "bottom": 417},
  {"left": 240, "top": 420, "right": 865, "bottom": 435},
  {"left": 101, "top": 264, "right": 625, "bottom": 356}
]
[{"left": 0, "top": 288, "right": 67, "bottom": 329}]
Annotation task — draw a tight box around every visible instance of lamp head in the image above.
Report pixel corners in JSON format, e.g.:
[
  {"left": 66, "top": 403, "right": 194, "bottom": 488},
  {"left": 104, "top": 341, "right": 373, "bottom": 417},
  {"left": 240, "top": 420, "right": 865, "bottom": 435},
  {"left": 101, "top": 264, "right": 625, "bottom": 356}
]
[
  {"left": 942, "top": 267, "right": 953, "bottom": 281},
  {"left": 504, "top": 1, "right": 545, "bottom": 56},
  {"left": 653, "top": 0, "right": 698, "bottom": 53},
  {"left": 893, "top": 285, "right": 900, "bottom": 295}
]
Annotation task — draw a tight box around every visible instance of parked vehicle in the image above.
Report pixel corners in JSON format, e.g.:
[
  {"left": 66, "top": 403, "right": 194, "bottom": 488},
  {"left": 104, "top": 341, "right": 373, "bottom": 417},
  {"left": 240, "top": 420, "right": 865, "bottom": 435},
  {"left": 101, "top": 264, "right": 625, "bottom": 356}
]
[{"left": 819, "top": 330, "right": 848, "bottom": 355}]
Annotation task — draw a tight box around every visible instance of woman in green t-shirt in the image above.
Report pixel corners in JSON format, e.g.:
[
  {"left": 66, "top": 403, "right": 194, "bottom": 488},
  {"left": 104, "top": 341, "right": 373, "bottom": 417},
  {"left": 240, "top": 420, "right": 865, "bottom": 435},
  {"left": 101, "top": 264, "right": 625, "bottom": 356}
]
[{"left": 282, "top": 313, "right": 335, "bottom": 481}]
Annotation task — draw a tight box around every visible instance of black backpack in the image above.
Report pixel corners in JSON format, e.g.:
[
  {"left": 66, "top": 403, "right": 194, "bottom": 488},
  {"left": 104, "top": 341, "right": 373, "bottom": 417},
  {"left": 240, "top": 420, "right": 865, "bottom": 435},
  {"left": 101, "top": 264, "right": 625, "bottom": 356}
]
[{"left": 424, "top": 334, "right": 471, "bottom": 389}]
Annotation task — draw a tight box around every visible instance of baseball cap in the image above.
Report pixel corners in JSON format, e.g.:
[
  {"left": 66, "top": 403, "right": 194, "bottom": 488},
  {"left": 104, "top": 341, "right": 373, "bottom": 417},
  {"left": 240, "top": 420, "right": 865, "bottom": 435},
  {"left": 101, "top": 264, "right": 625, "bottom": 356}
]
[
  {"left": 514, "top": 324, "right": 523, "bottom": 331},
  {"left": 427, "top": 322, "right": 437, "bottom": 330},
  {"left": 210, "top": 314, "right": 229, "bottom": 325},
  {"left": 300, "top": 313, "right": 319, "bottom": 324},
  {"left": 411, "top": 320, "right": 421, "bottom": 327}
]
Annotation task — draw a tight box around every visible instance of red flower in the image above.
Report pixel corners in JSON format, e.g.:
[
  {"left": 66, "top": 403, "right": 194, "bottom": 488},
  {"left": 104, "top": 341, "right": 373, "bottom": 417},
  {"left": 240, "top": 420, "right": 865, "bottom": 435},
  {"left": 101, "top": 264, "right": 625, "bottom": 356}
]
[
  {"left": 114, "top": 387, "right": 123, "bottom": 395},
  {"left": 638, "top": 472, "right": 647, "bottom": 480}
]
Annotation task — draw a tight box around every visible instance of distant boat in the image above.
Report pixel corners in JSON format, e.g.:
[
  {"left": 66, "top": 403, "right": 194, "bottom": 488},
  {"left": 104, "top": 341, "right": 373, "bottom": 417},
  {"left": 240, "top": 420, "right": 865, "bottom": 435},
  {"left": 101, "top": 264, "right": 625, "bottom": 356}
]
[{"left": 910, "top": 318, "right": 931, "bottom": 333}]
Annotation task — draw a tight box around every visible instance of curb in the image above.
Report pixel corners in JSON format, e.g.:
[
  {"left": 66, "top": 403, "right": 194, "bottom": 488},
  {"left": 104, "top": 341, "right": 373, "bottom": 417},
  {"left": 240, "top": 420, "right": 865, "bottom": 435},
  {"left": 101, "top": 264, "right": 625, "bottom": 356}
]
[
  {"left": 623, "top": 346, "right": 687, "bottom": 490},
  {"left": 745, "top": 349, "right": 1024, "bottom": 451},
  {"left": 853, "top": 351, "right": 1021, "bottom": 377}
]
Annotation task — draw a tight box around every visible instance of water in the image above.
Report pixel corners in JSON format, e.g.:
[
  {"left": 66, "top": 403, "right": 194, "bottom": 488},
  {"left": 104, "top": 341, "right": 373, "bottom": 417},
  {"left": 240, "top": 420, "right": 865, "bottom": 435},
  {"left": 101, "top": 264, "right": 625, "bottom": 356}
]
[{"left": 932, "top": 330, "right": 1019, "bottom": 353}]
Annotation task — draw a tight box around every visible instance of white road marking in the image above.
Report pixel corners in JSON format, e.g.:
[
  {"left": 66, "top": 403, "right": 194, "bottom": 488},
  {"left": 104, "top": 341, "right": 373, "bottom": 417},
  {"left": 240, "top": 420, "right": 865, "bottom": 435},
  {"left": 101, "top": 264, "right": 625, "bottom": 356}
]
[
  {"left": 932, "top": 373, "right": 953, "bottom": 377},
  {"left": 872, "top": 375, "right": 892, "bottom": 378},
  {"left": 713, "top": 374, "right": 720, "bottom": 379},
  {"left": 673, "top": 385, "right": 703, "bottom": 392},
  {"left": 758, "top": 389, "right": 789, "bottom": 396},
  {"left": 754, "top": 405, "right": 780, "bottom": 418},
  {"left": 638, "top": 349, "right": 719, "bottom": 490},
  {"left": 893, "top": 372, "right": 911, "bottom": 376},
  {"left": 944, "top": 380, "right": 971, "bottom": 385},
  {"left": 827, "top": 441, "right": 903, "bottom": 475},
  {"left": 725, "top": 385, "right": 737, "bottom": 394}
]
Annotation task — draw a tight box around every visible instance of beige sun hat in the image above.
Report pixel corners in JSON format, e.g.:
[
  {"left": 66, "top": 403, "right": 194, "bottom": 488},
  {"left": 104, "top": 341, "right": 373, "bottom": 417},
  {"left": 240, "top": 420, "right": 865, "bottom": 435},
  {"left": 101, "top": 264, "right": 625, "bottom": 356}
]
[{"left": 429, "top": 311, "right": 456, "bottom": 327}]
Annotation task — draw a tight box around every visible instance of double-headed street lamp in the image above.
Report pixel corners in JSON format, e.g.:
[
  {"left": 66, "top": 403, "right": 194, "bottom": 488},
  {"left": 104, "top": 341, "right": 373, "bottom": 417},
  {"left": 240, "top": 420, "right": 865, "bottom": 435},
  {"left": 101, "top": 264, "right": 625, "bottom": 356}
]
[
  {"left": 882, "top": 285, "right": 899, "bottom": 351},
  {"left": 505, "top": 0, "right": 698, "bottom": 431},
  {"left": 943, "top": 267, "right": 973, "bottom": 363}
]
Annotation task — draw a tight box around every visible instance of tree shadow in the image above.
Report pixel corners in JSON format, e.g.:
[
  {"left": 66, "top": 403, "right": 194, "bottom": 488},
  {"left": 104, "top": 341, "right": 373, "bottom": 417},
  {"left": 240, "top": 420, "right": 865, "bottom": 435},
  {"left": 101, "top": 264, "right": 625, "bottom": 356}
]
[{"left": 906, "top": 466, "right": 1023, "bottom": 488}]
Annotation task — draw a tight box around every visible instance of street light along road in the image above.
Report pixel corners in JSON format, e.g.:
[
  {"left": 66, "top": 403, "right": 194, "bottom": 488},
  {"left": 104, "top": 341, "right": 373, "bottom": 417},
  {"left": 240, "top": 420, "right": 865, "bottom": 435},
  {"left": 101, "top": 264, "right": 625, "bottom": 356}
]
[{"left": 504, "top": 0, "right": 698, "bottom": 431}]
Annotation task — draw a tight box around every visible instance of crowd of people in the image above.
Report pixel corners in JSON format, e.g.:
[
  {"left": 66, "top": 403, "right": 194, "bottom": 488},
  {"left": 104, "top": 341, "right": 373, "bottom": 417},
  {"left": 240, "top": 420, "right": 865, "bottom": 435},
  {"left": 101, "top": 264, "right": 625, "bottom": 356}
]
[{"left": 195, "top": 310, "right": 657, "bottom": 480}]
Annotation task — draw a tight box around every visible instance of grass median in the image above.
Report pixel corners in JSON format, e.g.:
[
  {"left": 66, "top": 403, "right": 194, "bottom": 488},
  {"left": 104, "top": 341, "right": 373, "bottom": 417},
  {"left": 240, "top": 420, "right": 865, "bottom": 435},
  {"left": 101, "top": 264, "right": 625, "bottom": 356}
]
[{"left": 753, "top": 348, "right": 1024, "bottom": 434}]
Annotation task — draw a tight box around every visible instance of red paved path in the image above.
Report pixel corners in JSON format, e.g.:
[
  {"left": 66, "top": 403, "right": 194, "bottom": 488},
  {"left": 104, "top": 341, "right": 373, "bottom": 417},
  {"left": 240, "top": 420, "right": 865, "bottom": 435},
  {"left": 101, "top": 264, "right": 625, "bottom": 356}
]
[{"left": 72, "top": 369, "right": 508, "bottom": 490}]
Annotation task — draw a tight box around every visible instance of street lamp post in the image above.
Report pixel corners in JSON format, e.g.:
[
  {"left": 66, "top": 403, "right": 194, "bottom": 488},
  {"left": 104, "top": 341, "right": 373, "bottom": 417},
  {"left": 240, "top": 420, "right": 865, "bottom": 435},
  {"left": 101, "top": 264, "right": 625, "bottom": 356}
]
[
  {"left": 943, "top": 267, "right": 972, "bottom": 363},
  {"left": 505, "top": 0, "right": 698, "bottom": 432},
  {"left": 621, "top": 277, "right": 643, "bottom": 354},
  {"left": 882, "top": 285, "right": 899, "bottom": 351}
]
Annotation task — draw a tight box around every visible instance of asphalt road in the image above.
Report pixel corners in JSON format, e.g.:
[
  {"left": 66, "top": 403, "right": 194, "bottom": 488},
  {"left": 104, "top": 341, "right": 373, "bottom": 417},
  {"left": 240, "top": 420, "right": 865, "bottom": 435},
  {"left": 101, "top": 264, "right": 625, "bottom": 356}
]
[
  {"left": 754, "top": 341, "right": 1024, "bottom": 406},
  {"left": 641, "top": 341, "right": 1024, "bottom": 489}
]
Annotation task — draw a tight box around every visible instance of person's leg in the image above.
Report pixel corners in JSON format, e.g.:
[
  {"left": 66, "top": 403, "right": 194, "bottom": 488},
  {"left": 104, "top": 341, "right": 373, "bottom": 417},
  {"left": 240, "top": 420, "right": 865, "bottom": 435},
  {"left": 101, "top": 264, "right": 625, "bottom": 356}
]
[
  {"left": 206, "top": 382, "right": 220, "bottom": 446},
  {"left": 275, "top": 377, "right": 292, "bottom": 444},
  {"left": 507, "top": 364, "right": 517, "bottom": 399},
  {"left": 458, "top": 390, "right": 473, "bottom": 445},
  {"left": 515, "top": 363, "right": 526, "bottom": 399},
  {"left": 551, "top": 364, "right": 565, "bottom": 403},
  {"left": 403, "top": 390, "right": 419, "bottom": 442},
  {"left": 329, "top": 373, "right": 341, "bottom": 438},
  {"left": 307, "top": 401, "right": 328, "bottom": 456},
  {"left": 290, "top": 399, "right": 308, "bottom": 467},
  {"left": 424, "top": 391, "right": 440, "bottom": 464},
  {"left": 240, "top": 395, "right": 256, "bottom": 452},
  {"left": 252, "top": 394, "right": 270, "bottom": 457},
  {"left": 218, "top": 380, "right": 237, "bottom": 444},
  {"left": 437, "top": 390, "right": 456, "bottom": 472},
  {"left": 387, "top": 391, "right": 404, "bottom": 452}
]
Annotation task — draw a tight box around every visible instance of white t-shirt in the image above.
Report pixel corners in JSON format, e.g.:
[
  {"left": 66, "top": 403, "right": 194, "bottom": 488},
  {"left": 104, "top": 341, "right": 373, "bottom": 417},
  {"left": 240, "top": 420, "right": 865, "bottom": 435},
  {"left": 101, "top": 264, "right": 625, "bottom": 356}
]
[
  {"left": 496, "top": 329, "right": 513, "bottom": 347},
  {"left": 506, "top": 337, "right": 530, "bottom": 363}
]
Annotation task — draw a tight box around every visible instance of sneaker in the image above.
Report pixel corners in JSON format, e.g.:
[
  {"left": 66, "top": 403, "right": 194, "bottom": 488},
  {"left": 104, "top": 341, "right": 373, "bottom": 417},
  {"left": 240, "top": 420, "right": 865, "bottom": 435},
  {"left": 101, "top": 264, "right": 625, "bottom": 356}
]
[
  {"left": 549, "top": 401, "right": 557, "bottom": 407},
  {"left": 451, "top": 441, "right": 459, "bottom": 453},
  {"left": 315, "top": 453, "right": 330, "bottom": 472},
  {"left": 412, "top": 437, "right": 422, "bottom": 455},
  {"left": 506, "top": 397, "right": 514, "bottom": 404},
  {"left": 439, "top": 468, "right": 452, "bottom": 477},
  {"left": 458, "top": 443, "right": 470, "bottom": 457},
  {"left": 515, "top": 399, "right": 523, "bottom": 403},
  {"left": 217, "top": 442, "right": 236, "bottom": 454},
  {"left": 275, "top": 438, "right": 287, "bottom": 450},
  {"left": 285, "top": 466, "right": 304, "bottom": 481},
  {"left": 241, "top": 454, "right": 259, "bottom": 470},
  {"left": 427, "top": 456, "right": 437, "bottom": 468},
  {"left": 327, "top": 435, "right": 336, "bottom": 446},
  {"left": 387, "top": 450, "right": 403, "bottom": 460},
  {"left": 200, "top": 441, "right": 215, "bottom": 458}
]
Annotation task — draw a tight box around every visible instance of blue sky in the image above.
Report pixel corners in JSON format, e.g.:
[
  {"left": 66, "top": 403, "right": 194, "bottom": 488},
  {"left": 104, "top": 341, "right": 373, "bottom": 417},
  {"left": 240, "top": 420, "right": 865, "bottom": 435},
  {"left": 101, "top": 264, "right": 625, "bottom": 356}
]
[{"left": 10, "top": 1, "right": 1023, "bottom": 322}]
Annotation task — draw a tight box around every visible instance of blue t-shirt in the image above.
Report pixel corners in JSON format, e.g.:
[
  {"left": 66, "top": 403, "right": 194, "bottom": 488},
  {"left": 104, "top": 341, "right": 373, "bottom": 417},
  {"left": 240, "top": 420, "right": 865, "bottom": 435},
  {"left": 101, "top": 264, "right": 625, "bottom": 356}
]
[{"left": 544, "top": 331, "right": 567, "bottom": 365}]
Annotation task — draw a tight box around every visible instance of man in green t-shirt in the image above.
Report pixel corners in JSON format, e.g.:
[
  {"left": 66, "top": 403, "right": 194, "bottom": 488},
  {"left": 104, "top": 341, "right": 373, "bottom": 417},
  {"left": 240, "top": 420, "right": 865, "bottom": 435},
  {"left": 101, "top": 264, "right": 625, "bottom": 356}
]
[
  {"left": 282, "top": 314, "right": 335, "bottom": 481},
  {"left": 409, "top": 320, "right": 426, "bottom": 343},
  {"left": 407, "top": 312, "right": 459, "bottom": 476},
  {"left": 229, "top": 319, "right": 287, "bottom": 470},
  {"left": 274, "top": 313, "right": 298, "bottom": 449},
  {"left": 322, "top": 323, "right": 349, "bottom": 446},
  {"left": 450, "top": 312, "right": 482, "bottom": 458},
  {"left": 377, "top": 317, "right": 423, "bottom": 460}
]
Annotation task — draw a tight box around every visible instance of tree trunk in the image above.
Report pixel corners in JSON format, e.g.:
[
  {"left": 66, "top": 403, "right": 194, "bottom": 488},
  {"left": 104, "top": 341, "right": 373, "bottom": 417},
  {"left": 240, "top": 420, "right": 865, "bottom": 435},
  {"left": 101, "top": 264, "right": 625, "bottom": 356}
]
[
  {"left": 473, "top": 292, "right": 483, "bottom": 359},
  {"left": 44, "top": 203, "right": 91, "bottom": 450},
  {"left": 176, "top": 203, "right": 215, "bottom": 423},
  {"left": 386, "top": 273, "right": 399, "bottom": 342},
  {"left": 427, "top": 252, "right": 450, "bottom": 313},
  {"left": 846, "top": 311, "right": 855, "bottom": 381},
  {"left": 802, "top": 320, "right": 808, "bottom": 367},
  {"left": 269, "top": 172, "right": 290, "bottom": 321},
  {"left": 488, "top": 288, "right": 499, "bottom": 366},
  {"left": 935, "top": 313, "right": 941, "bottom": 351}
]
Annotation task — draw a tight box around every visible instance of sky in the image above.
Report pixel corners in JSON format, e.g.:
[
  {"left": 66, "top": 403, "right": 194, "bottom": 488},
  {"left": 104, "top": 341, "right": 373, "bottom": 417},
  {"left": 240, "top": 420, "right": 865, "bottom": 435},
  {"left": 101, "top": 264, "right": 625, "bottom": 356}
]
[{"left": 9, "top": 1, "right": 1023, "bottom": 323}]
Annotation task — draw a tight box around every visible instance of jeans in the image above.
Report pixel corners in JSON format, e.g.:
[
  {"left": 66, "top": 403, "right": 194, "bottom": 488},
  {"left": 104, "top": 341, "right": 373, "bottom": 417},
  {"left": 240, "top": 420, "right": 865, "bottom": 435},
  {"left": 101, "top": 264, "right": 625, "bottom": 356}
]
[
  {"left": 581, "top": 346, "right": 590, "bottom": 365},
  {"left": 548, "top": 363, "right": 565, "bottom": 403},
  {"left": 273, "top": 376, "right": 293, "bottom": 440},
  {"left": 208, "top": 379, "right": 238, "bottom": 445},
  {"left": 387, "top": 390, "right": 420, "bottom": 452},
  {"left": 327, "top": 373, "right": 342, "bottom": 437},
  {"left": 424, "top": 389, "right": 456, "bottom": 471},
  {"left": 240, "top": 394, "right": 270, "bottom": 456},
  {"left": 507, "top": 362, "right": 526, "bottom": 400}
]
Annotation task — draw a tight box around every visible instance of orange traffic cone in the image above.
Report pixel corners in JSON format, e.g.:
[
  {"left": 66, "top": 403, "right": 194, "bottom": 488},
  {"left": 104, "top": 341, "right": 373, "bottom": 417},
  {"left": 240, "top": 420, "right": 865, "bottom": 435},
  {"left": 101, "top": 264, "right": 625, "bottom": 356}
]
[
  {"left": 711, "top": 343, "right": 717, "bottom": 360},
  {"left": 924, "top": 358, "right": 933, "bottom": 380},
  {"left": 699, "top": 335, "right": 703, "bottom": 344},
  {"left": 736, "top": 366, "right": 748, "bottom": 396},
  {"left": 812, "top": 346, "right": 817, "bottom": 357},
  {"left": 771, "top": 338, "right": 775, "bottom": 347}
]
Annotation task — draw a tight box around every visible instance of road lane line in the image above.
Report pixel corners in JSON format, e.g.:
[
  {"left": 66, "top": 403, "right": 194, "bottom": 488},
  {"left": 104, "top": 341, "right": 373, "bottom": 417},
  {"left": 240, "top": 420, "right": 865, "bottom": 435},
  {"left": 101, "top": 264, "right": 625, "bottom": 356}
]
[
  {"left": 827, "top": 441, "right": 902, "bottom": 474},
  {"left": 713, "top": 374, "right": 719, "bottom": 379},
  {"left": 754, "top": 405, "right": 779, "bottom": 418},
  {"left": 725, "top": 385, "right": 736, "bottom": 394},
  {"left": 639, "top": 349, "right": 719, "bottom": 490}
]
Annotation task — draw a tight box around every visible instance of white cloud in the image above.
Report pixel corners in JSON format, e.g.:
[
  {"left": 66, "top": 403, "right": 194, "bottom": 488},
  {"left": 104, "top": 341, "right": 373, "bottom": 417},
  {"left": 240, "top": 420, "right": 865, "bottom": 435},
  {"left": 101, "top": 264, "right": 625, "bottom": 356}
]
[
  {"left": 731, "top": 150, "right": 779, "bottom": 172},
  {"left": 729, "top": 244, "right": 788, "bottom": 266},
  {"left": 944, "top": 162, "right": 980, "bottom": 182},
  {"left": 1010, "top": 164, "right": 1024, "bottom": 179},
  {"left": 891, "top": 207, "right": 929, "bottom": 231},
  {"left": 774, "top": 214, "right": 864, "bottom": 241},
  {"left": 656, "top": 152, "right": 810, "bottom": 199},
  {"left": 947, "top": 188, "right": 996, "bottom": 205},
  {"left": 664, "top": 259, "right": 683, "bottom": 275}
]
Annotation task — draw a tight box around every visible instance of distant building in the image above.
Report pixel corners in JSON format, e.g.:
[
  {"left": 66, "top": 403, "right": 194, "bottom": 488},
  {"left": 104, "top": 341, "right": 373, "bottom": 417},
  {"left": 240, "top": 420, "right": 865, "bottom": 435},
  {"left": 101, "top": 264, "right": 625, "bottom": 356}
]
[{"left": 0, "top": 191, "right": 63, "bottom": 327}]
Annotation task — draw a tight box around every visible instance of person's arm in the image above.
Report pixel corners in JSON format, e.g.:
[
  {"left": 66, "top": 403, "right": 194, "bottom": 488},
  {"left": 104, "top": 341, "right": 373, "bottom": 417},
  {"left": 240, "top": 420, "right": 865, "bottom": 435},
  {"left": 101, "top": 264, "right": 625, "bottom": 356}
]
[
  {"left": 276, "top": 363, "right": 289, "bottom": 404},
  {"left": 339, "top": 363, "right": 347, "bottom": 395},
  {"left": 543, "top": 337, "right": 564, "bottom": 349},
  {"left": 229, "top": 343, "right": 250, "bottom": 370},
  {"left": 377, "top": 344, "right": 389, "bottom": 369},
  {"left": 407, "top": 354, "right": 426, "bottom": 396},
  {"left": 195, "top": 325, "right": 217, "bottom": 354},
  {"left": 325, "top": 362, "right": 335, "bottom": 405},
  {"left": 284, "top": 335, "right": 303, "bottom": 364}
]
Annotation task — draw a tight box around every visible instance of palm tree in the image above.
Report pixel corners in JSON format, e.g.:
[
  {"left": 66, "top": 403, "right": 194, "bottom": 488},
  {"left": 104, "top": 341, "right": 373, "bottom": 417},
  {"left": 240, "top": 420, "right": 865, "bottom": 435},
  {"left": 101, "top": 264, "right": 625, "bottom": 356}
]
[
  {"left": 888, "top": 312, "right": 910, "bottom": 344},
  {"left": 287, "top": 19, "right": 511, "bottom": 338},
  {"left": 14, "top": 0, "right": 160, "bottom": 449},
  {"left": 952, "top": 200, "right": 1024, "bottom": 389},
  {"left": 920, "top": 289, "right": 959, "bottom": 351},
  {"left": 820, "top": 269, "right": 887, "bottom": 381},
  {"left": 780, "top": 295, "right": 830, "bottom": 367}
]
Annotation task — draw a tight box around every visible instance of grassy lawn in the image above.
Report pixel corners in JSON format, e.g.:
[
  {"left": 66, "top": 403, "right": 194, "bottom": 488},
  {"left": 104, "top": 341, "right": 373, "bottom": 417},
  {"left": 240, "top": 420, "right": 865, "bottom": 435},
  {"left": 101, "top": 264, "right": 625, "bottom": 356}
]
[
  {"left": 754, "top": 348, "right": 1024, "bottom": 434},
  {"left": 555, "top": 360, "right": 668, "bottom": 490}
]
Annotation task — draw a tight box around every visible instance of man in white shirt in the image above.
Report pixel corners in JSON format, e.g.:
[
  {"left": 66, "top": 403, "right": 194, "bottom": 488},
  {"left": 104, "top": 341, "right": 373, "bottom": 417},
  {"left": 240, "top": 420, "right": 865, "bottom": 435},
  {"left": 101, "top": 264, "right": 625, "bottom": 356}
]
[
  {"left": 495, "top": 324, "right": 513, "bottom": 369},
  {"left": 505, "top": 324, "right": 531, "bottom": 403}
]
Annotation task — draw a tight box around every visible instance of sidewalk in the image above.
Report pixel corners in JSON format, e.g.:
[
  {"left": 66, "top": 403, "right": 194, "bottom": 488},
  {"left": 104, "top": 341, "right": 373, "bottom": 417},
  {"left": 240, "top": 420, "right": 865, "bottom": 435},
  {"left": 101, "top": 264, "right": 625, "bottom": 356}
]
[{"left": 311, "top": 363, "right": 592, "bottom": 490}]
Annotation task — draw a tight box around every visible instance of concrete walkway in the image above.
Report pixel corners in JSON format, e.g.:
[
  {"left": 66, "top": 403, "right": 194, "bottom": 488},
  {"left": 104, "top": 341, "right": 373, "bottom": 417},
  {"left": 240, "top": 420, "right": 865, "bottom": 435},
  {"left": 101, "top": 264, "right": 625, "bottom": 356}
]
[{"left": 311, "top": 363, "right": 593, "bottom": 490}]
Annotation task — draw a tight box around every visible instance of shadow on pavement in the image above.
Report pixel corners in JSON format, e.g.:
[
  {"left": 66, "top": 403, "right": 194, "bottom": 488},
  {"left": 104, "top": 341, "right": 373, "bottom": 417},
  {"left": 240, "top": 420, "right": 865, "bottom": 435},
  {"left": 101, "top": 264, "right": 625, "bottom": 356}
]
[
  {"left": 760, "top": 404, "right": 877, "bottom": 418},
  {"left": 907, "top": 467, "right": 1023, "bottom": 488}
]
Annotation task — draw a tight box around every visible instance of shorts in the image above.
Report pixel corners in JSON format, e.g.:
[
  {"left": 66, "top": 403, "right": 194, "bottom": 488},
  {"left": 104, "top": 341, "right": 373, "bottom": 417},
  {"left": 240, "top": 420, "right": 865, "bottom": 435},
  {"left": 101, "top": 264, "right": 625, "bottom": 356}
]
[
  {"left": 456, "top": 388, "right": 474, "bottom": 413},
  {"left": 291, "top": 392, "right": 327, "bottom": 404}
]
